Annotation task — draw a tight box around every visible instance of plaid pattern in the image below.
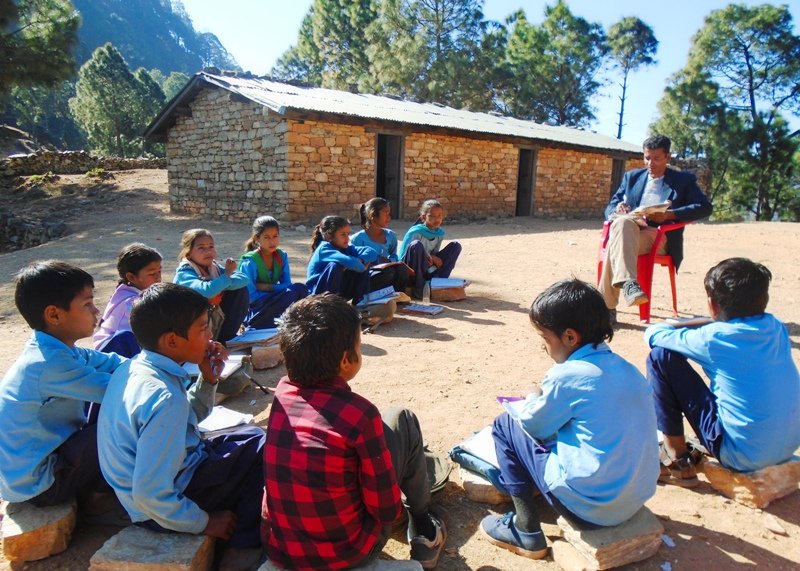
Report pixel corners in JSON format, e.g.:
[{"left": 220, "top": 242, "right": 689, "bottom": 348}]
[{"left": 264, "top": 376, "right": 402, "bottom": 570}]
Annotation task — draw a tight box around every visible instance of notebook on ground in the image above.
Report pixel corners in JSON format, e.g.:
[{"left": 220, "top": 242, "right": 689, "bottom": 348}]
[
  {"left": 431, "top": 277, "right": 470, "bottom": 289},
  {"left": 397, "top": 303, "right": 444, "bottom": 316}
]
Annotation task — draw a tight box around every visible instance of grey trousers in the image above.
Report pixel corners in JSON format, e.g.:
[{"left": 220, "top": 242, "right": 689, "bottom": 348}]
[{"left": 598, "top": 215, "right": 667, "bottom": 309}]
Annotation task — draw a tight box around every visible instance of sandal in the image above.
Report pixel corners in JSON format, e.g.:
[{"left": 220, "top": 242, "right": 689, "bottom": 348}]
[{"left": 659, "top": 442, "right": 699, "bottom": 488}]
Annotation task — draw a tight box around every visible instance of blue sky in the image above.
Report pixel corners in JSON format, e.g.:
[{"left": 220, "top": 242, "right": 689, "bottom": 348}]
[{"left": 180, "top": 0, "right": 799, "bottom": 145}]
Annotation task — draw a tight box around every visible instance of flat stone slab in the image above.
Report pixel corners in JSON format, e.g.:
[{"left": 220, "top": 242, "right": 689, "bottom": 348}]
[
  {"left": 556, "top": 507, "right": 663, "bottom": 570},
  {"left": 259, "top": 559, "right": 422, "bottom": 570},
  {"left": 89, "top": 525, "right": 215, "bottom": 570},
  {"left": 456, "top": 467, "right": 510, "bottom": 505},
  {"left": 430, "top": 286, "right": 466, "bottom": 302},
  {"left": 1, "top": 500, "right": 76, "bottom": 562},
  {"left": 700, "top": 455, "right": 800, "bottom": 509},
  {"left": 250, "top": 345, "right": 283, "bottom": 370},
  {"left": 552, "top": 540, "right": 598, "bottom": 571}
]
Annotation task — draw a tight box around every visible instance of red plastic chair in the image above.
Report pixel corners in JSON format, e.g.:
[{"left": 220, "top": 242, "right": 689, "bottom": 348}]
[{"left": 596, "top": 220, "right": 690, "bottom": 323}]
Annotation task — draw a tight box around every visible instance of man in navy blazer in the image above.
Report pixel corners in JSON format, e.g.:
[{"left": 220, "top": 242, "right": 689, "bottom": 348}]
[{"left": 599, "top": 135, "right": 712, "bottom": 315}]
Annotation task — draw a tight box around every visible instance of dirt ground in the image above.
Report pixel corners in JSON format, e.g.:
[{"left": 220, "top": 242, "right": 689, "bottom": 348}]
[{"left": 0, "top": 170, "right": 798, "bottom": 570}]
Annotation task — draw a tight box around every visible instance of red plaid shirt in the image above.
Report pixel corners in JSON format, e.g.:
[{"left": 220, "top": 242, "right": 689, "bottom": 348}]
[{"left": 263, "top": 376, "right": 402, "bottom": 570}]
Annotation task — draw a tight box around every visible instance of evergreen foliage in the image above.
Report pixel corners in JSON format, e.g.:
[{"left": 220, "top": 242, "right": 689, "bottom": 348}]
[
  {"left": 69, "top": 43, "right": 165, "bottom": 157},
  {"left": 0, "top": 0, "right": 80, "bottom": 96},
  {"left": 608, "top": 16, "right": 658, "bottom": 139},
  {"left": 653, "top": 4, "right": 800, "bottom": 221}
]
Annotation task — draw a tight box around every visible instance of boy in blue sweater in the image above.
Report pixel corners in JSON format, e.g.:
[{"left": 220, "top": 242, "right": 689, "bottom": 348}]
[
  {"left": 646, "top": 258, "right": 800, "bottom": 486},
  {"left": 0, "top": 261, "right": 125, "bottom": 513},
  {"left": 481, "top": 279, "right": 658, "bottom": 559},
  {"left": 98, "top": 282, "right": 265, "bottom": 549}
]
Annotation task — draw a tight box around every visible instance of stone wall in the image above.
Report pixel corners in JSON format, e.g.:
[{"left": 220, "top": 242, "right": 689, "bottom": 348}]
[
  {"left": 285, "top": 120, "right": 375, "bottom": 222},
  {"left": 0, "top": 151, "right": 165, "bottom": 177},
  {"left": 403, "top": 134, "right": 518, "bottom": 218},
  {"left": 164, "top": 87, "right": 633, "bottom": 223},
  {"left": 166, "top": 88, "right": 289, "bottom": 222},
  {"left": 534, "top": 148, "right": 616, "bottom": 218}
]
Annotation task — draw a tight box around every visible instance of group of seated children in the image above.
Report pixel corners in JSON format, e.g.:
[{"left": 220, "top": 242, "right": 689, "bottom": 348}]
[
  {"left": 309, "top": 198, "right": 461, "bottom": 302},
  {"left": 477, "top": 257, "right": 799, "bottom": 560},
  {"left": 92, "top": 197, "right": 461, "bottom": 357},
  {"left": 1, "top": 237, "right": 796, "bottom": 567}
]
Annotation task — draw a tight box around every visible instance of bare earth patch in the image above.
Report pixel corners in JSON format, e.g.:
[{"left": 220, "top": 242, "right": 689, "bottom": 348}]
[{"left": 0, "top": 170, "right": 798, "bottom": 570}]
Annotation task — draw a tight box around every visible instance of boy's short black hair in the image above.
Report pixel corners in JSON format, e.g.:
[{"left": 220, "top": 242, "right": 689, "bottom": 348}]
[
  {"left": 279, "top": 293, "right": 360, "bottom": 387},
  {"left": 130, "top": 283, "right": 210, "bottom": 351},
  {"left": 529, "top": 278, "right": 613, "bottom": 347},
  {"left": 704, "top": 257, "right": 771, "bottom": 319},
  {"left": 14, "top": 261, "right": 94, "bottom": 331}
]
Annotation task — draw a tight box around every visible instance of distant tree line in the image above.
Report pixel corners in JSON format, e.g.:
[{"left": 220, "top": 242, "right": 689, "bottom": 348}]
[{"left": 2, "top": 0, "right": 798, "bottom": 220}]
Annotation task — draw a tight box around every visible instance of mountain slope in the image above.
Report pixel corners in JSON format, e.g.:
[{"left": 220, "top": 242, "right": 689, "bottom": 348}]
[{"left": 72, "top": 0, "right": 239, "bottom": 74}]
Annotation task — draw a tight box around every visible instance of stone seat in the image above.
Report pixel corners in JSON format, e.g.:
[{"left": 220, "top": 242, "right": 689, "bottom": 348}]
[
  {"left": 89, "top": 525, "right": 215, "bottom": 570},
  {"left": 259, "top": 559, "right": 422, "bottom": 570},
  {"left": 430, "top": 286, "right": 466, "bottom": 302},
  {"left": 552, "top": 507, "right": 663, "bottom": 571},
  {"left": 456, "top": 466, "right": 510, "bottom": 505},
  {"left": 0, "top": 500, "right": 77, "bottom": 563},
  {"left": 699, "top": 455, "right": 800, "bottom": 509}
]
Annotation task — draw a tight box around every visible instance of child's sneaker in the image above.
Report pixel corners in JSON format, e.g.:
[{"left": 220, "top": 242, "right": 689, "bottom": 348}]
[
  {"left": 409, "top": 513, "right": 446, "bottom": 569},
  {"left": 479, "top": 512, "right": 548, "bottom": 559},
  {"left": 659, "top": 443, "right": 699, "bottom": 488}
]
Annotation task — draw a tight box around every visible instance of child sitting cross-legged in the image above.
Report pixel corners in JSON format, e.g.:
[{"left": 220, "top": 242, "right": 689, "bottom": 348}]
[
  {"left": 645, "top": 257, "right": 800, "bottom": 486},
  {"left": 98, "top": 283, "right": 266, "bottom": 552},
  {"left": 93, "top": 242, "right": 163, "bottom": 358},
  {"left": 263, "top": 293, "right": 446, "bottom": 570},
  {"left": 481, "top": 279, "right": 658, "bottom": 559},
  {"left": 0, "top": 261, "right": 125, "bottom": 517}
]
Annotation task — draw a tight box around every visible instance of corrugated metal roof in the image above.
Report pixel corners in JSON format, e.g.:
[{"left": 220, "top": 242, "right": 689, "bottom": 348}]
[{"left": 152, "top": 72, "right": 642, "bottom": 154}]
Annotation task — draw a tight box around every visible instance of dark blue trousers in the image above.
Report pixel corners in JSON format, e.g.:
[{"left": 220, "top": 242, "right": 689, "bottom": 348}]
[
  {"left": 138, "top": 426, "right": 266, "bottom": 548},
  {"left": 217, "top": 287, "right": 250, "bottom": 344},
  {"left": 492, "top": 412, "right": 598, "bottom": 529},
  {"left": 308, "top": 262, "right": 370, "bottom": 303},
  {"left": 244, "top": 283, "right": 308, "bottom": 329},
  {"left": 646, "top": 347, "right": 724, "bottom": 459},
  {"left": 31, "top": 423, "right": 111, "bottom": 508},
  {"left": 403, "top": 241, "right": 462, "bottom": 296},
  {"left": 368, "top": 265, "right": 410, "bottom": 294}
]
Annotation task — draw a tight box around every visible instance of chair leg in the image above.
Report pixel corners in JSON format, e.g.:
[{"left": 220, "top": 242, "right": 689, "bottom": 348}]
[
  {"left": 668, "top": 264, "right": 678, "bottom": 317},
  {"left": 637, "top": 259, "right": 655, "bottom": 324}
]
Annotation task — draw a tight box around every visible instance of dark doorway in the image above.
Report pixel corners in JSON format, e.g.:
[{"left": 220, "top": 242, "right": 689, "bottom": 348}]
[
  {"left": 515, "top": 148, "right": 537, "bottom": 216},
  {"left": 610, "top": 158, "right": 625, "bottom": 197},
  {"left": 376, "top": 134, "right": 403, "bottom": 216}
]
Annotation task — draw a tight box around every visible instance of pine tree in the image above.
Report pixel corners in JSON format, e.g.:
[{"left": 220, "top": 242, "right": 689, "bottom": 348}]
[
  {"left": 501, "top": 1, "right": 607, "bottom": 126},
  {"left": 69, "top": 43, "right": 161, "bottom": 157},
  {"left": 608, "top": 16, "right": 657, "bottom": 139}
]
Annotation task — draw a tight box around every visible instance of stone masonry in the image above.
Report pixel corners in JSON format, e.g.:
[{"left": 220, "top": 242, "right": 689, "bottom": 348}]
[
  {"left": 165, "top": 86, "right": 636, "bottom": 224},
  {"left": 166, "top": 88, "right": 289, "bottom": 223}
]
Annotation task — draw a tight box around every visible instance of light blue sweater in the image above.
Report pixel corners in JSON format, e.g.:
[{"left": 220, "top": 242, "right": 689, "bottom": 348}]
[
  {"left": 645, "top": 314, "right": 800, "bottom": 471},
  {"left": 0, "top": 331, "right": 124, "bottom": 501},
  {"left": 513, "top": 343, "right": 659, "bottom": 526},
  {"left": 174, "top": 260, "right": 248, "bottom": 299},
  {"left": 98, "top": 350, "right": 216, "bottom": 533}
]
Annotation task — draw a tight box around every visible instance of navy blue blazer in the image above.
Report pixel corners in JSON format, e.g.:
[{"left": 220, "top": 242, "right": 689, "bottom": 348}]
[{"left": 605, "top": 168, "right": 712, "bottom": 271}]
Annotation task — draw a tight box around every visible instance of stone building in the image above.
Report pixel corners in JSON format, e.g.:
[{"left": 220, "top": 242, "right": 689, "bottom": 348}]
[{"left": 146, "top": 71, "right": 642, "bottom": 223}]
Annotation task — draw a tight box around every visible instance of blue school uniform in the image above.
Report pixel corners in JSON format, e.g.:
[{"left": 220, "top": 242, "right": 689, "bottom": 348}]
[
  {"left": 306, "top": 242, "right": 377, "bottom": 299},
  {"left": 99, "top": 350, "right": 216, "bottom": 532},
  {"left": 98, "top": 350, "right": 264, "bottom": 546},
  {"left": 351, "top": 229, "right": 400, "bottom": 261},
  {"left": 496, "top": 343, "right": 659, "bottom": 526},
  {"left": 239, "top": 249, "right": 308, "bottom": 329},
  {"left": 645, "top": 315, "right": 800, "bottom": 471},
  {"left": 0, "top": 331, "right": 124, "bottom": 501}
]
